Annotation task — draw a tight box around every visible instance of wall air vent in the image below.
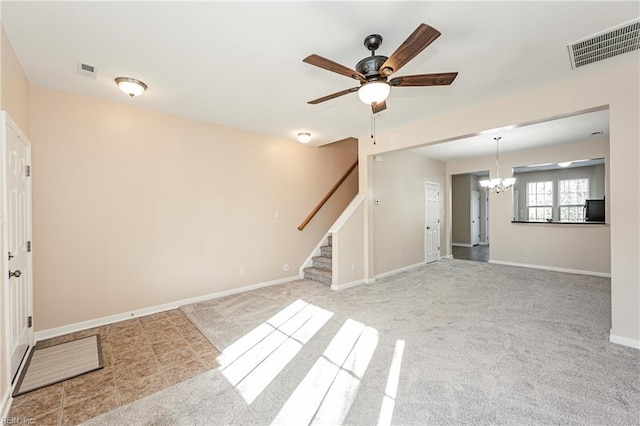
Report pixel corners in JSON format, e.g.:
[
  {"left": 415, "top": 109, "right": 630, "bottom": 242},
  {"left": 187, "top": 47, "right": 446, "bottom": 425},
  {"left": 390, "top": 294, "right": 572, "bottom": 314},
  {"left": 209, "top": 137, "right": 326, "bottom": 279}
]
[
  {"left": 77, "top": 61, "right": 97, "bottom": 78},
  {"left": 567, "top": 18, "right": 639, "bottom": 69}
]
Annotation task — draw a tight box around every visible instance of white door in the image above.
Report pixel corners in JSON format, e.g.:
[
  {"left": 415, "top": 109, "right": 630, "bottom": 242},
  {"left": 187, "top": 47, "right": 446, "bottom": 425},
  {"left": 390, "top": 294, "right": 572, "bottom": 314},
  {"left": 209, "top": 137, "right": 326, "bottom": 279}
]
[
  {"left": 2, "top": 112, "right": 33, "bottom": 383},
  {"left": 471, "top": 191, "right": 480, "bottom": 246},
  {"left": 424, "top": 182, "right": 440, "bottom": 263}
]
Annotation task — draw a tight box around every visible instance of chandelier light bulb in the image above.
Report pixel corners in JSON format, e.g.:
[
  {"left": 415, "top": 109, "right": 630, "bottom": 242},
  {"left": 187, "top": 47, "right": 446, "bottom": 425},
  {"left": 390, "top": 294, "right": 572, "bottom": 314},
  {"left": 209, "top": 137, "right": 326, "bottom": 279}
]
[{"left": 479, "top": 136, "right": 517, "bottom": 193}]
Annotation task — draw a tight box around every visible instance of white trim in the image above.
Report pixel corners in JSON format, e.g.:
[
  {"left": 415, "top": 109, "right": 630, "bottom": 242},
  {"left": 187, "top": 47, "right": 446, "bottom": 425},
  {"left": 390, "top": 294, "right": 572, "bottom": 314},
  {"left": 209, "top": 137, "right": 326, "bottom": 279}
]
[
  {"left": 375, "top": 262, "right": 425, "bottom": 280},
  {"left": 442, "top": 255, "right": 454, "bottom": 259},
  {"left": 478, "top": 242, "right": 488, "bottom": 246},
  {"left": 452, "top": 243, "right": 473, "bottom": 248},
  {"left": 488, "top": 260, "right": 611, "bottom": 278},
  {"left": 331, "top": 279, "right": 365, "bottom": 291},
  {"left": 364, "top": 278, "right": 376, "bottom": 284},
  {"left": 35, "top": 275, "right": 299, "bottom": 341},
  {"left": 609, "top": 333, "right": 640, "bottom": 350},
  {"left": 1, "top": 389, "right": 12, "bottom": 424}
]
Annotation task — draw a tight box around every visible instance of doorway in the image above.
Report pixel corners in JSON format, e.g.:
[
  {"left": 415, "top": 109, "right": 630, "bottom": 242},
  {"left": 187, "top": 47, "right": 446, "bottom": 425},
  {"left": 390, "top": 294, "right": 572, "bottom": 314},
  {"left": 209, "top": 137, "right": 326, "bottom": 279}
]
[
  {"left": 424, "top": 182, "right": 440, "bottom": 263},
  {"left": 2, "top": 112, "right": 34, "bottom": 384},
  {"left": 451, "top": 172, "right": 490, "bottom": 263}
]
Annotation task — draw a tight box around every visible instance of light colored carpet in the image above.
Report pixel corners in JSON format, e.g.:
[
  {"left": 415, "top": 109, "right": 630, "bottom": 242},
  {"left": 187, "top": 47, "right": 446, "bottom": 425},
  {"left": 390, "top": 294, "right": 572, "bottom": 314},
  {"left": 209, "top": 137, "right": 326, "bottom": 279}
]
[
  {"left": 14, "top": 335, "right": 102, "bottom": 396},
  {"left": 86, "top": 259, "right": 639, "bottom": 425}
]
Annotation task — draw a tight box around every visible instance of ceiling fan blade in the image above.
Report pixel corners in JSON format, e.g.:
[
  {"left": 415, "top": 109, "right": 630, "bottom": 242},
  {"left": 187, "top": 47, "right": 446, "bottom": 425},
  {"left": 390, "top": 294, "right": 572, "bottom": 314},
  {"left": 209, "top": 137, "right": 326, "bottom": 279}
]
[
  {"left": 303, "top": 54, "right": 365, "bottom": 81},
  {"left": 308, "top": 87, "right": 359, "bottom": 104},
  {"left": 372, "top": 101, "right": 387, "bottom": 114},
  {"left": 380, "top": 24, "right": 441, "bottom": 76},
  {"left": 389, "top": 72, "right": 458, "bottom": 87}
]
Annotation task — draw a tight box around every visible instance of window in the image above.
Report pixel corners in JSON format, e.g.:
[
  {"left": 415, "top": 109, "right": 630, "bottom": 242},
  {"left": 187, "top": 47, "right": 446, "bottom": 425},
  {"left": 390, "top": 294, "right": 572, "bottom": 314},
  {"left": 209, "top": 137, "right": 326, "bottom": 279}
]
[
  {"left": 527, "top": 181, "right": 553, "bottom": 221},
  {"left": 559, "top": 178, "right": 589, "bottom": 222}
]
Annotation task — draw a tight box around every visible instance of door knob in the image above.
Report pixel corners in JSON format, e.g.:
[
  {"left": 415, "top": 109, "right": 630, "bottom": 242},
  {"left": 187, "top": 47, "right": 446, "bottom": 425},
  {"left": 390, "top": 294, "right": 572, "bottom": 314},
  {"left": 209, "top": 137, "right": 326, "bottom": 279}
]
[
  {"left": 427, "top": 226, "right": 431, "bottom": 230},
  {"left": 9, "top": 270, "right": 21, "bottom": 279}
]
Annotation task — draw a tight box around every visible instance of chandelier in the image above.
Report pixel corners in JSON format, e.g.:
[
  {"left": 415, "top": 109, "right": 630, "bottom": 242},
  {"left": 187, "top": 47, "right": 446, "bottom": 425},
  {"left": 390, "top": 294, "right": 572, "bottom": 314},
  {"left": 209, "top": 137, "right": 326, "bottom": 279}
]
[{"left": 479, "top": 137, "right": 516, "bottom": 193}]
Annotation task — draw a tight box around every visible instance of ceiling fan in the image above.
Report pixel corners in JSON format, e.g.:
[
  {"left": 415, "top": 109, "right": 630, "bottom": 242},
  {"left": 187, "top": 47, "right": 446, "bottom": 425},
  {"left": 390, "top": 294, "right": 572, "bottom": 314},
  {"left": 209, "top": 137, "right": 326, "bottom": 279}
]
[{"left": 304, "top": 23, "right": 458, "bottom": 113}]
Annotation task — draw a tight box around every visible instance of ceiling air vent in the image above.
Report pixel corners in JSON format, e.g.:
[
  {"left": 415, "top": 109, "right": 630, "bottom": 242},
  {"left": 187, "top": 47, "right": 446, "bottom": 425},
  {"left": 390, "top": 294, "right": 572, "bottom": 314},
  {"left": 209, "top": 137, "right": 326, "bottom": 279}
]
[
  {"left": 77, "top": 61, "right": 97, "bottom": 78},
  {"left": 567, "top": 18, "right": 639, "bottom": 69}
]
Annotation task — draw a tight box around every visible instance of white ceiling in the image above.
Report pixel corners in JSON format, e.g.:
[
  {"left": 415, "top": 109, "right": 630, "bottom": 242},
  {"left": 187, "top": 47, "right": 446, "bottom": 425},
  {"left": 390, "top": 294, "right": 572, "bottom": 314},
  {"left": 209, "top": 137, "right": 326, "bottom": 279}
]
[
  {"left": 1, "top": 2, "right": 638, "bottom": 146},
  {"left": 411, "top": 108, "right": 610, "bottom": 162}
]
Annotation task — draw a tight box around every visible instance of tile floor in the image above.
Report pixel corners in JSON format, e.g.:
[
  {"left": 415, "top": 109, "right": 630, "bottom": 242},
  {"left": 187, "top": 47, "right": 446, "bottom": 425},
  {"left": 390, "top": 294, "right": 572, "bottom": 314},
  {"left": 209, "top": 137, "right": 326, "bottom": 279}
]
[
  {"left": 8, "top": 309, "right": 220, "bottom": 425},
  {"left": 452, "top": 244, "right": 490, "bottom": 262}
]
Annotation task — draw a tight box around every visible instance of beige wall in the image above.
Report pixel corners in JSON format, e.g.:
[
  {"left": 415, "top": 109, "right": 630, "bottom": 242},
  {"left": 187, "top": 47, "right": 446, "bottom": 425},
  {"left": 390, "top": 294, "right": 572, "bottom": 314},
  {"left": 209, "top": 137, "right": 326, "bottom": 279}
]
[
  {"left": 0, "top": 22, "right": 30, "bottom": 409},
  {"left": 29, "top": 86, "right": 357, "bottom": 331},
  {"left": 451, "top": 174, "right": 471, "bottom": 245},
  {"left": 332, "top": 200, "right": 364, "bottom": 287},
  {"left": 1, "top": 24, "right": 29, "bottom": 135},
  {"left": 359, "top": 57, "right": 639, "bottom": 343},
  {"left": 373, "top": 150, "right": 445, "bottom": 276}
]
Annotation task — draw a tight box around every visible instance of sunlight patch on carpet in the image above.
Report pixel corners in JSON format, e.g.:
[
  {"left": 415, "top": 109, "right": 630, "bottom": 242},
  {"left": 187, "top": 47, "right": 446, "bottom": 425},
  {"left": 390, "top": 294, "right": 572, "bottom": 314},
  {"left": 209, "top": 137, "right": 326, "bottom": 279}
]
[
  {"left": 271, "top": 319, "right": 379, "bottom": 425},
  {"left": 219, "top": 299, "right": 333, "bottom": 404},
  {"left": 377, "top": 339, "right": 406, "bottom": 426}
]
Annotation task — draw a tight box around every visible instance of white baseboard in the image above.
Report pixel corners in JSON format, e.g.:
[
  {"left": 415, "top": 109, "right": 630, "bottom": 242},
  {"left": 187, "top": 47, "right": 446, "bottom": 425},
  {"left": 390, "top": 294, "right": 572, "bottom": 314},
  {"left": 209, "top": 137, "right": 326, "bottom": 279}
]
[
  {"left": 610, "top": 333, "right": 640, "bottom": 350},
  {"left": 1, "top": 390, "right": 11, "bottom": 425},
  {"left": 364, "top": 278, "right": 376, "bottom": 284},
  {"left": 488, "top": 260, "right": 611, "bottom": 278},
  {"left": 331, "top": 279, "right": 365, "bottom": 291},
  {"left": 452, "top": 243, "right": 473, "bottom": 248},
  {"left": 375, "top": 262, "right": 425, "bottom": 280},
  {"left": 442, "top": 255, "right": 453, "bottom": 259},
  {"left": 35, "top": 275, "right": 300, "bottom": 341}
]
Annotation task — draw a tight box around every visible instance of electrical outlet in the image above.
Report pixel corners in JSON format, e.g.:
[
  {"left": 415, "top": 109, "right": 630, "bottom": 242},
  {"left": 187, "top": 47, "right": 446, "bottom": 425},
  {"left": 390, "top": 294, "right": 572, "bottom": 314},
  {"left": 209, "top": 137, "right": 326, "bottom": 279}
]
[
  {"left": 274, "top": 210, "right": 280, "bottom": 219},
  {"left": 240, "top": 267, "right": 246, "bottom": 275},
  {"left": 524, "top": 250, "right": 531, "bottom": 257},
  {"left": 351, "top": 263, "right": 355, "bottom": 271},
  {"left": 283, "top": 264, "right": 290, "bottom": 272},
  {"left": 399, "top": 253, "right": 403, "bottom": 259}
]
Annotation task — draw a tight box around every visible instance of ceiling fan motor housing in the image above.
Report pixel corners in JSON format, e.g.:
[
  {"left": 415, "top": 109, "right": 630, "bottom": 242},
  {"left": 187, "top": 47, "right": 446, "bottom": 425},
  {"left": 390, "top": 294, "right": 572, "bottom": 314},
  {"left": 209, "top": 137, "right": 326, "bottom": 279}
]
[{"left": 356, "top": 55, "right": 389, "bottom": 79}]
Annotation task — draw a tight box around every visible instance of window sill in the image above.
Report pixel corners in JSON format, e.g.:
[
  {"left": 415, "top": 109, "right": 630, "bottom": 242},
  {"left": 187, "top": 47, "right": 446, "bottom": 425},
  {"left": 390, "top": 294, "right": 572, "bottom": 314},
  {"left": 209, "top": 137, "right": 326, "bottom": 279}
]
[{"left": 511, "top": 220, "right": 607, "bottom": 225}]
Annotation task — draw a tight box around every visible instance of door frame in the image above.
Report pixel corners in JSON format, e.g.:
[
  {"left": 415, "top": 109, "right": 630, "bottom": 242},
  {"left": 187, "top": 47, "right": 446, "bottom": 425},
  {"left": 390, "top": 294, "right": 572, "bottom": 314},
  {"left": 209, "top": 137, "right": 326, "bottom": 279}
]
[
  {"left": 424, "top": 181, "right": 440, "bottom": 263},
  {"left": 1, "top": 111, "right": 34, "bottom": 395},
  {"left": 471, "top": 190, "right": 480, "bottom": 246}
]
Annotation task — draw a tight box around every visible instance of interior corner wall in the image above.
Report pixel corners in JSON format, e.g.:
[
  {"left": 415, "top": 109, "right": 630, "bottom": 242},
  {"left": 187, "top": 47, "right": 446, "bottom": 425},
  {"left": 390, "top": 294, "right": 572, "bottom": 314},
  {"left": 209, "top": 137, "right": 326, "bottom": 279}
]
[
  {"left": 29, "top": 85, "right": 358, "bottom": 331},
  {"left": 358, "top": 57, "right": 639, "bottom": 344},
  {"left": 372, "top": 150, "right": 445, "bottom": 276},
  {"left": 451, "top": 174, "right": 471, "bottom": 245}
]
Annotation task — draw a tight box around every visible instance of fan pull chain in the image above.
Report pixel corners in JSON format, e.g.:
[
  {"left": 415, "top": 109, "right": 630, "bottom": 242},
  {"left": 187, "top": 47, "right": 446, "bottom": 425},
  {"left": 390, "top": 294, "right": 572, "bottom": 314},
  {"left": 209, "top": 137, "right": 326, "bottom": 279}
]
[{"left": 371, "top": 113, "right": 376, "bottom": 145}]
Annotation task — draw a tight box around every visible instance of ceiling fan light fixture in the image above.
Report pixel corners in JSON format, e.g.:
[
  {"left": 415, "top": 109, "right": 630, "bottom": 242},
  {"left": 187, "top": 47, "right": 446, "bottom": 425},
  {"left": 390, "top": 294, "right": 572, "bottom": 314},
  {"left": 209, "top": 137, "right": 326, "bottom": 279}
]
[
  {"left": 297, "top": 132, "right": 311, "bottom": 143},
  {"left": 357, "top": 81, "right": 390, "bottom": 105},
  {"left": 115, "top": 77, "right": 147, "bottom": 97}
]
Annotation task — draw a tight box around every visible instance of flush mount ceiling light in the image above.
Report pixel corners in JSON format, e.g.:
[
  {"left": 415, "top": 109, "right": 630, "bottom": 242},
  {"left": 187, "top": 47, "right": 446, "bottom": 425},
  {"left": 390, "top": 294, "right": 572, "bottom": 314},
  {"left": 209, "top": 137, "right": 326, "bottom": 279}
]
[
  {"left": 115, "top": 77, "right": 147, "bottom": 97},
  {"left": 479, "top": 137, "right": 516, "bottom": 193},
  {"left": 297, "top": 132, "right": 311, "bottom": 143},
  {"left": 557, "top": 161, "right": 573, "bottom": 167},
  {"left": 357, "top": 81, "right": 391, "bottom": 105}
]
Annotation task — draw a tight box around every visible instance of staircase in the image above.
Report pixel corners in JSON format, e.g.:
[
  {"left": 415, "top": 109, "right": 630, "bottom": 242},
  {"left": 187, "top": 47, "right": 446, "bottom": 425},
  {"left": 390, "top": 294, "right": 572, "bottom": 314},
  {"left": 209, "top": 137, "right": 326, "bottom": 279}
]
[{"left": 303, "top": 235, "right": 333, "bottom": 286}]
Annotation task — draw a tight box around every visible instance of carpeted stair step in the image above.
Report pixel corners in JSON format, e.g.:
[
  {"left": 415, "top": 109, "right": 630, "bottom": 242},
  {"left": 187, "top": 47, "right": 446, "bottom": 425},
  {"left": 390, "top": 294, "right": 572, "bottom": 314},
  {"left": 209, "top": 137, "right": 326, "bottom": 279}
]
[
  {"left": 303, "top": 267, "right": 332, "bottom": 286},
  {"left": 320, "top": 245, "right": 332, "bottom": 258},
  {"left": 327, "top": 235, "right": 332, "bottom": 246},
  {"left": 312, "top": 255, "right": 332, "bottom": 271}
]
